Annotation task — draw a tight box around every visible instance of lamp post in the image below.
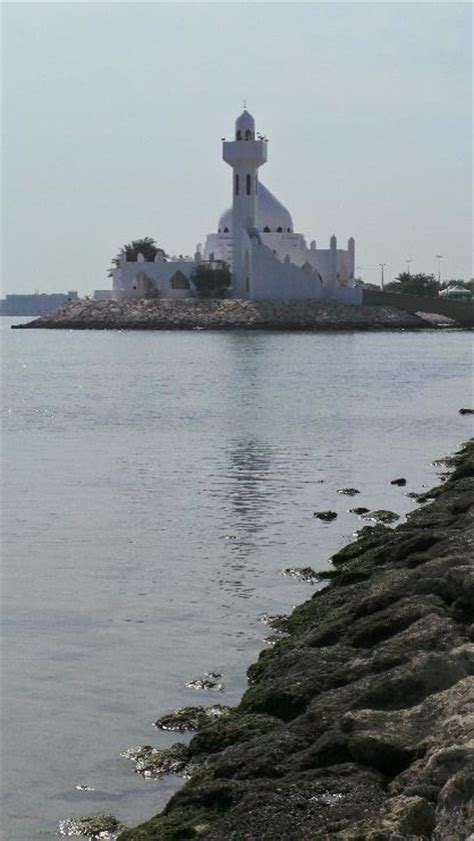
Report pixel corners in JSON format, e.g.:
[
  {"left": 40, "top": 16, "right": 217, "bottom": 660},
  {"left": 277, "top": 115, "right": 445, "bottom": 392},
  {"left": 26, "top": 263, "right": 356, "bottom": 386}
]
[
  {"left": 406, "top": 259, "right": 413, "bottom": 275},
  {"left": 379, "top": 263, "right": 387, "bottom": 290},
  {"left": 436, "top": 255, "right": 443, "bottom": 284}
]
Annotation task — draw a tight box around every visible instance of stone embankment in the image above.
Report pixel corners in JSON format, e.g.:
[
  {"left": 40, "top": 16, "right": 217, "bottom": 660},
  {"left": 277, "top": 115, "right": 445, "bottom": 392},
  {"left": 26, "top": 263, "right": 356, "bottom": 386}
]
[
  {"left": 13, "top": 298, "right": 432, "bottom": 331},
  {"left": 117, "top": 440, "right": 473, "bottom": 840}
]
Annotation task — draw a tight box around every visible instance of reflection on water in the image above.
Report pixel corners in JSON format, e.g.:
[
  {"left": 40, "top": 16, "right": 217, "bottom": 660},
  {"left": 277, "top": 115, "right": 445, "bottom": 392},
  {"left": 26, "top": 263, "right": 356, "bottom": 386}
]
[{"left": 226, "top": 439, "right": 276, "bottom": 539}]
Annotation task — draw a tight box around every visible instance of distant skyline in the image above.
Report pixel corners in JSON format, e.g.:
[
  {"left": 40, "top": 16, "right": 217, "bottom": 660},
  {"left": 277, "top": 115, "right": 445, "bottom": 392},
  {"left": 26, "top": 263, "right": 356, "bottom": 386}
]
[{"left": 3, "top": 1, "right": 472, "bottom": 295}]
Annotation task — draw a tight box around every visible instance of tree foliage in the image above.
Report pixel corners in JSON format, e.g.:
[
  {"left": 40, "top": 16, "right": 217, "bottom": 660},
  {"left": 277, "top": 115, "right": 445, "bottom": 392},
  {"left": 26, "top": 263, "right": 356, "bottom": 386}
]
[
  {"left": 385, "top": 272, "right": 439, "bottom": 297},
  {"left": 193, "top": 263, "right": 232, "bottom": 298},
  {"left": 108, "top": 237, "right": 168, "bottom": 277}
]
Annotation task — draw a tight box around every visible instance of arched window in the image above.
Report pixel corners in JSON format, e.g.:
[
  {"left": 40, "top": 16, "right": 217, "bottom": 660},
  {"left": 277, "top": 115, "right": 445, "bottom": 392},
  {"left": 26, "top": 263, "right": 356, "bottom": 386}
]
[
  {"left": 245, "top": 129, "right": 252, "bottom": 140},
  {"left": 218, "top": 229, "right": 221, "bottom": 233},
  {"left": 246, "top": 174, "right": 251, "bottom": 195},
  {"left": 223, "top": 227, "right": 229, "bottom": 233},
  {"left": 236, "top": 130, "right": 242, "bottom": 140},
  {"left": 263, "top": 226, "right": 270, "bottom": 233},
  {"left": 287, "top": 228, "right": 291, "bottom": 233},
  {"left": 235, "top": 174, "right": 239, "bottom": 195},
  {"left": 277, "top": 226, "right": 283, "bottom": 233}
]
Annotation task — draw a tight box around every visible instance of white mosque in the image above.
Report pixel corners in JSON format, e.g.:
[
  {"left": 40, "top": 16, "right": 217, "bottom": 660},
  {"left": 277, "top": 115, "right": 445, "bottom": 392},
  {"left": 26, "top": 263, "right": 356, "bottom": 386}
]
[{"left": 112, "top": 109, "right": 361, "bottom": 304}]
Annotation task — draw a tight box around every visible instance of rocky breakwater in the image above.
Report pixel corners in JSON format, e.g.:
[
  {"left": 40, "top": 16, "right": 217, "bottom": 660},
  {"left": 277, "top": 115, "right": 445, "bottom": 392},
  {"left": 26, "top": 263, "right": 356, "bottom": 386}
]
[
  {"left": 118, "top": 441, "right": 473, "bottom": 840},
  {"left": 13, "top": 298, "right": 430, "bottom": 331}
]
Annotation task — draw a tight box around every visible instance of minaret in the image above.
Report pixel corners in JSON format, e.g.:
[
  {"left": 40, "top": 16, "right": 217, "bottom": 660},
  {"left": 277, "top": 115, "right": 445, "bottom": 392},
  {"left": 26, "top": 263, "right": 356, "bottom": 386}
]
[{"left": 223, "top": 110, "right": 267, "bottom": 297}]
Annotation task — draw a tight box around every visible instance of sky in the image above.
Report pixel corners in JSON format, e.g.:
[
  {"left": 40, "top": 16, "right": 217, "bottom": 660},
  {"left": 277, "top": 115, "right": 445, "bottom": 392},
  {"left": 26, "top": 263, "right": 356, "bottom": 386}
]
[{"left": 3, "top": 1, "right": 472, "bottom": 294}]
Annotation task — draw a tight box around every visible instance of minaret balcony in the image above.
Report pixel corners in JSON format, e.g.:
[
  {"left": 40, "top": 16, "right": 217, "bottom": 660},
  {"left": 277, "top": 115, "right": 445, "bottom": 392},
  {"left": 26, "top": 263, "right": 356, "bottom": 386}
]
[{"left": 223, "top": 139, "right": 267, "bottom": 168}]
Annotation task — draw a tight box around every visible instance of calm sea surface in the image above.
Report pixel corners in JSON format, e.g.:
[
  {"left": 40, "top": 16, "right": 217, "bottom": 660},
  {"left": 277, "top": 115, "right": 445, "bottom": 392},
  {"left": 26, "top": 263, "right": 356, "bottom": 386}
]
[{"left": 2, "top": 318, "right": 473, "bottom": 840}]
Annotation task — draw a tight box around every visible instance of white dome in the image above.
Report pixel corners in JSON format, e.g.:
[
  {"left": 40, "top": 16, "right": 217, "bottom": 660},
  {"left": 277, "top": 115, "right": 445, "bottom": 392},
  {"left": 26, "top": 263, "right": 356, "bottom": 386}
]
[{"left": 218, "top": 183, "right": 294, "bottom": 234}]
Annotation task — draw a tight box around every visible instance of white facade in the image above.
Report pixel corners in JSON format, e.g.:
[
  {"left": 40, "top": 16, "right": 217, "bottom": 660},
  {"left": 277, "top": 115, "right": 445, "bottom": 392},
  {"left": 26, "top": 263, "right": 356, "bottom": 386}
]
[
  {"left": 112, "top": 251, "right": 197, "bottom": 301},
  {"left": 112, "top": 108, "right": 361, "bottom": 305}
]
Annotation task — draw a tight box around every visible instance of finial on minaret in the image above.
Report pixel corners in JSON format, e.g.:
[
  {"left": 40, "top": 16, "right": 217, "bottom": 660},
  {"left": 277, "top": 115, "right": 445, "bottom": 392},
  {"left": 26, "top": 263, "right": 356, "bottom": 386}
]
[{"left": 243, "top": 98, "right": 247, "bottom": 109}]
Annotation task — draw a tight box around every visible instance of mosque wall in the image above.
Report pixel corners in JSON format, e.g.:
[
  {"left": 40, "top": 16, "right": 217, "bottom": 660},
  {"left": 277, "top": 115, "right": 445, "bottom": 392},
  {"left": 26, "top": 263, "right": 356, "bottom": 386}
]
[
  {"left": 250, "top": 241, "right": 326, "bottom": 302},
  {"left": 112, "top": 260, "right": 195, "bottom": 301}
]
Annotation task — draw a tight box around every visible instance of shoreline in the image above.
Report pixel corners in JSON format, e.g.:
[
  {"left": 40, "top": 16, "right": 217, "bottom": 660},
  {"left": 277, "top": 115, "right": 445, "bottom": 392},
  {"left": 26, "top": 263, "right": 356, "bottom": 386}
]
[
  {"left": 11, "top": 298, "right": 444, "bottom": 332},
  {"left": 108, "top": 439, "right": 474, "bottom": 840}
]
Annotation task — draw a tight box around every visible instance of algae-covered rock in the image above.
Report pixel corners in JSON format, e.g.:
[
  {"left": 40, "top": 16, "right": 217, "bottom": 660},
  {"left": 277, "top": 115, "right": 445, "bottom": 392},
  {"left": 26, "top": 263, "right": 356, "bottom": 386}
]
[
  {"left": 189, "top": 712, "right": 281, "bottom": 756},
  {"left": 349, "top": 506, "right": 370, "bottom": 515},
  {"left": 390, "top": 477, "right": 407, "bottom": 486},
  {"left": 362, "top": 509, "right": 400, "bottom": 524},
  {"left": 337, "top": 488, "right": 360, "bottom": 496},
  {"left": 261, "top": 613, "right": 291, "bottom": 632},
  {"left": 313, "top": 510, "right": 338, "bottom": 521},
  {"left": 155, "top": 705, "right": 231, "bottom": 732},
  {"left": 121, "top": 743, "right": 192, "bottom": 779},
  {"left": 185, "top": 673, "right": 224, "bottom": 691},
  {"left": 280, "top": 566, "right": 319, "bottom": 584},
  {"left": 59, "top": 813, "right": 124, "bottom": 838}
]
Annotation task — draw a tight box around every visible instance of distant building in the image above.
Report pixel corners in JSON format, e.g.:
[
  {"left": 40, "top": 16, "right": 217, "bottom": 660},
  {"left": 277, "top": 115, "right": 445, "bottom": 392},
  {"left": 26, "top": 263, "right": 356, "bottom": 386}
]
[
  {"left": 112, "top": 108, "right": 361, "bottom": 304},
  {"left": 0, "top": 291, "right": 78, "bottom": 316}
]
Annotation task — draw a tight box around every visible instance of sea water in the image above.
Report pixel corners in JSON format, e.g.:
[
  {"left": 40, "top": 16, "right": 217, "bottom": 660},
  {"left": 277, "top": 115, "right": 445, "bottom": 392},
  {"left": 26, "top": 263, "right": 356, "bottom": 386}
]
[{"left": 2, "top": 319, "right": 472, "bottom": 840}]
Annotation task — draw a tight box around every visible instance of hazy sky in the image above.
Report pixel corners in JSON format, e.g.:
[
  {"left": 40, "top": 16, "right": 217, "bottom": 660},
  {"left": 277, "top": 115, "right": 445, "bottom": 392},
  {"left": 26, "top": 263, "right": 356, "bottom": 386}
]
[{"left": 3, "top": 1, "right": 472, "bottom": 294}]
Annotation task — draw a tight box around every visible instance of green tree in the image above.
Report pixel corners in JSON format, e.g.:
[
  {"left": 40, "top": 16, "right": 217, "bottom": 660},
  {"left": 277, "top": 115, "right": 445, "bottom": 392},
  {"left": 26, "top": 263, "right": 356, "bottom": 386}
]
[
  {"left": 192, "top": 263, "right": 232, "bottom": 298},
  {"left": 385, "top": 272, "right": 439, "bottom": 297},
  {"left": 108, "top": 237, "right": 167, "bottom": 277}
]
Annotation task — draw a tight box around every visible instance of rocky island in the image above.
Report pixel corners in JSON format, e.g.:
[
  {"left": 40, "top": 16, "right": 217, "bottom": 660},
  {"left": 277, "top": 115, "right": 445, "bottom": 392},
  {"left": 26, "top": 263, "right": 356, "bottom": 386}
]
[
  {"left": 13, "top": 298, "right": 436, "bottom": 331},
  {"left": 105, "top": 440, "right": 473, "bottom": 840}
]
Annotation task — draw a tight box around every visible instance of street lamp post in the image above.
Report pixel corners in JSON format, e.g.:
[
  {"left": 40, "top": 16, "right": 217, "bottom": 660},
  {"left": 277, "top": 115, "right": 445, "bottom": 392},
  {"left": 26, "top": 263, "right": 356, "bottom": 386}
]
[
  {"left": 436, "top": 255, "right": 443, "bottom": 284},
  {"left": 406, "top": 259, "right": 413, "bottom": 275},
  {"left": 379, "top": 263, "right": 387, "bottom": 291}
]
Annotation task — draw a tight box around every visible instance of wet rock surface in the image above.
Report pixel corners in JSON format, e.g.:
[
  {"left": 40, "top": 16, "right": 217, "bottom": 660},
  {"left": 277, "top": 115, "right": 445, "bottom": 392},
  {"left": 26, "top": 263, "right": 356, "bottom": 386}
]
[
  {"left": 121, "top": 744, "right": 194, "bottom": 780},
  {"left": 185, "top": 673, "right": 225, "bottom": 692},
  {"left": 118, "top": 441, "right": 473, "bottom": 840},
  {"left": 337, "top": 488, "right": 361, "bottom": 496},
  {"left": 59, "top": 813, "right": 124, "bottom": 838},
  {"left": 313, "top": 511, "right": 338, "bottom": 522},
  {"left": 281, "top": 566, "right": 320, "bottom": 584},
  {"left": 13, "top": 298, "right": 430, "bottom": 332},
  {"left": 155, "top": 705, "right": 232, "bottom": 732},
  {"left": 362, "top": 509, "right": 400, "bottom": 524}
]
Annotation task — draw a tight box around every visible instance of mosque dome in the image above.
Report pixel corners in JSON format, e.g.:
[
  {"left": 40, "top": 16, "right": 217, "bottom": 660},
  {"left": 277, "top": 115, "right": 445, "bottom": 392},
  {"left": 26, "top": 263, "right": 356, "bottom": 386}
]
[{"left": 218, "top": 183, "right": 293, "bottom": 234}]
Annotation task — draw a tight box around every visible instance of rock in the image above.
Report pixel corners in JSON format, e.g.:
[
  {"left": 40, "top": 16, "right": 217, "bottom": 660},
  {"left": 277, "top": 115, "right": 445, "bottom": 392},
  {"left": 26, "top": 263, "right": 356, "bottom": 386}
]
[
  {"left": 337, "top": 488, "right": 360, "bottom": 496},
  {"left": 261, "top": 613, "right": 290, "bottom": 632},
  {"left": 391, "top": 477, "right": 407, "bottom": 486},
  {"left": 155, "top": 705, "right": 232, "bottom": 732},
  {"left": 362, "top": 509, "right": 400, "bottom": 524},
  {"left": 280, "top": 567, "right": 319, "bottom": 584},
  {"left": 59, "top": 814, "right": 124, "bottom": 838},
  {"left": 14, "top": 299, "right": 432, "bottom": 333},
  {"left": 186, "top": 672, "right": 225, "bottom": 691},
  {"left": 459, "top": 408, "right": 474, "bottom": 414},
  {"left": 350, "top": 506, "right": 370, "bottom": 515},
  {"left": 121, "top": 743, "right": 192, "bottom": 779},
  {"left": 313, "top": 510, "right": 338, "bottom": 522},
  {"left": 189, "top": 713, "right": 282, "bottom": 756}
]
